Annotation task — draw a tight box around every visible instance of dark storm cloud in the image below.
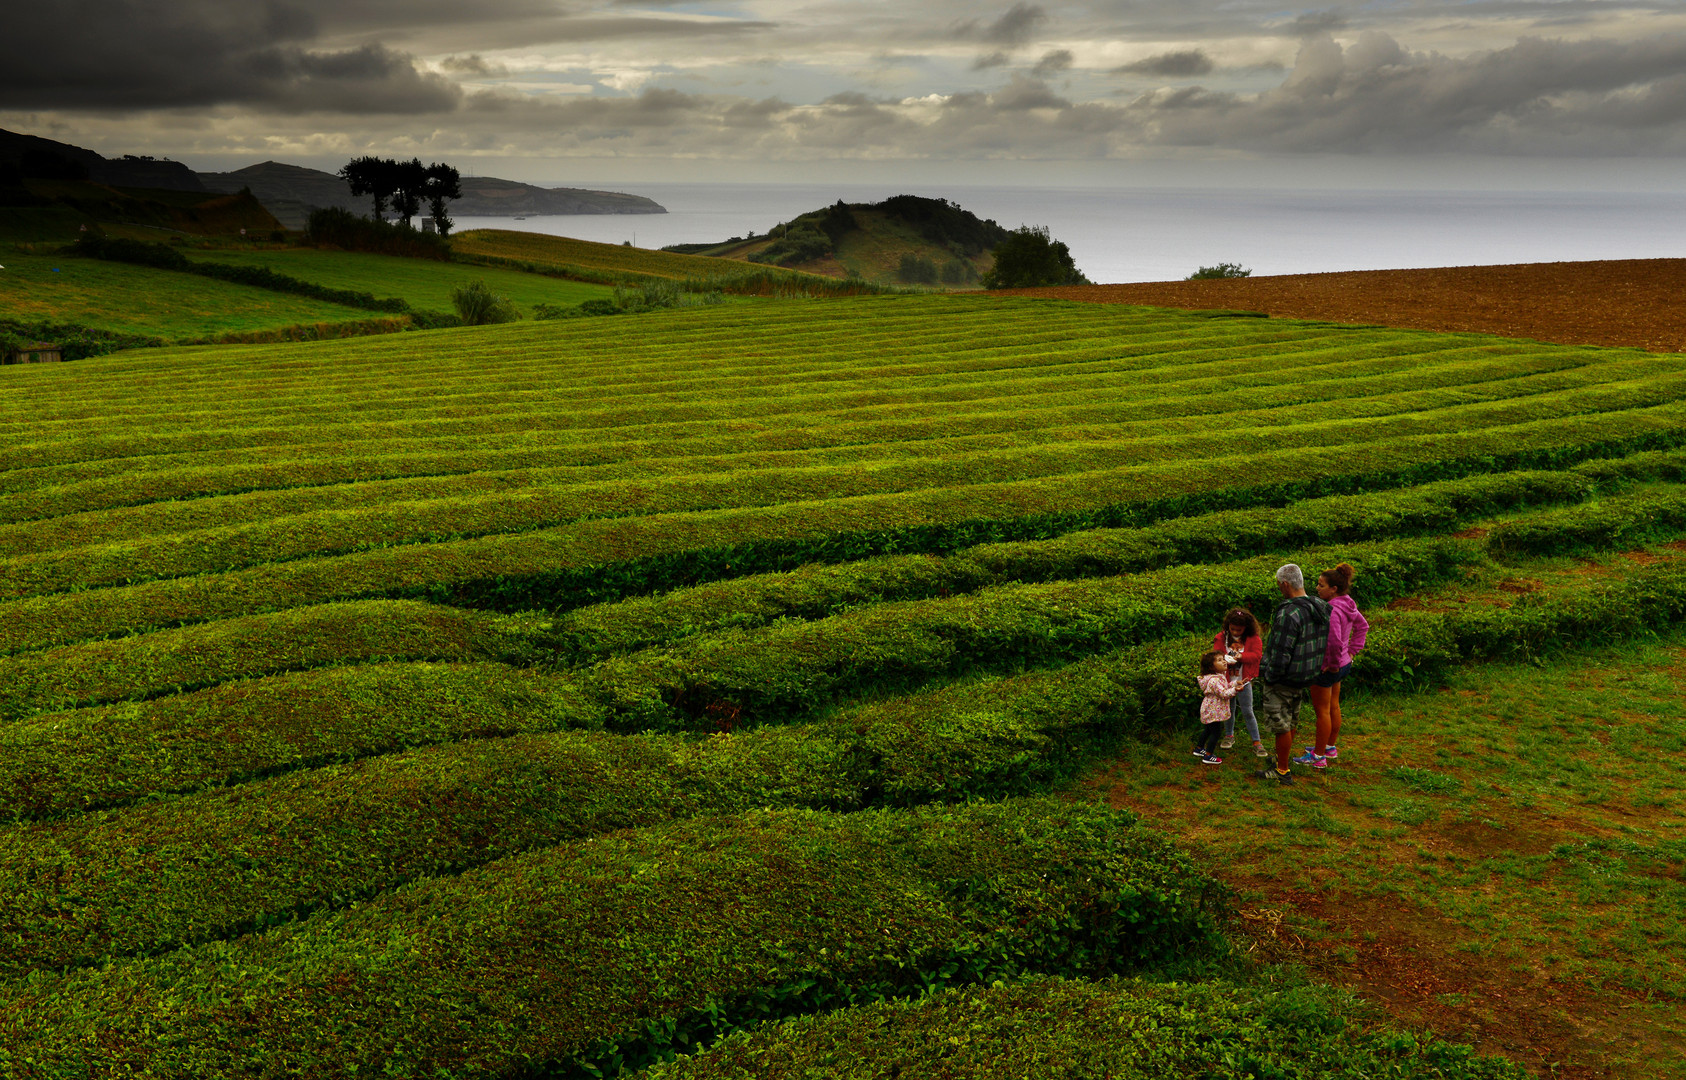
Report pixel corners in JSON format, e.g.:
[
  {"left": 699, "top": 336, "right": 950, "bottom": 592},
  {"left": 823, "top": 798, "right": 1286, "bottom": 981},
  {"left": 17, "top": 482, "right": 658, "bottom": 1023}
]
[
  {"left": 1285, "top": 11, "right": 1348, "bottom": 37},
  {"left": 954, "top": 4, "right": 1048, "bottom": 47},
  {"left": 440, "top": 55, "right": 510, "bottom": 77},
  {"left": 1032, "top": 49, "right": 1075, "bottom": 76},
  {"left": 0, "top": 1, "right": 458, "bottom": 112},
  {"left": 0, "top": 0, "right": 770, "bottom": 112},
  {"left": 1113, "top": 50, "right": 1216, "bottom": 77},
  {"left": 1130, "top": 32, "right": 1686, "bottom": 152},
  {"left": 972, "top": 52, "right": 1012, "bottom": 70}
]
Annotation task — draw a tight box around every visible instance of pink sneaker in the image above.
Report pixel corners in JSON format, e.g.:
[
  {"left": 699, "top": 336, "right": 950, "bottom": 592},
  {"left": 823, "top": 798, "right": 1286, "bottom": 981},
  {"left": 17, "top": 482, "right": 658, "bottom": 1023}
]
[{"left": 1323, "top": 745, "right": 1339, "bottom": 759}]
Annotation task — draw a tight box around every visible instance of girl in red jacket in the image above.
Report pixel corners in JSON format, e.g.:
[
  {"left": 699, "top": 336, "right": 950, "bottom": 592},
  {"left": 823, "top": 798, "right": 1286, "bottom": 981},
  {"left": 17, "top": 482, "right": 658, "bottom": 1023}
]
[{"left": 1215, "top": 607, "right": 1266, "bottom": 758}]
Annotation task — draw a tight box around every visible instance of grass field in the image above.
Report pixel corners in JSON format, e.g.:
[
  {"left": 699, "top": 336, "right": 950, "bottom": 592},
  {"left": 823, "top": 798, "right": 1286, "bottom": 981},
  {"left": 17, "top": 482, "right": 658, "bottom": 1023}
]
[
  {"left": 1, "top": 290, "right": 1682, "bottom": 1079},
  {"left": 186, "top": 246, "right": 615, "bottom": 313},
  {"left": 0, "top": 249, "right": 377, "bottom": 338}
]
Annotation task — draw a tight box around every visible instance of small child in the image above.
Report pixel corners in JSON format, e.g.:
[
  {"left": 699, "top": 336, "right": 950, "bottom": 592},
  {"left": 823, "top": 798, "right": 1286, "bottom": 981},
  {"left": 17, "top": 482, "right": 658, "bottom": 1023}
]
[{"left": 1193, "top": 650, "right": 1247, "bottom": 765}]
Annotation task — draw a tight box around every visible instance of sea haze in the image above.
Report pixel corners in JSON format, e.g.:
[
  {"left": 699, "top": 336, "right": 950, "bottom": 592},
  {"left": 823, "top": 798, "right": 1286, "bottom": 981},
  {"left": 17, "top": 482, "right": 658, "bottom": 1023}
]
[{"left": 451, "top": 182, "right": 1686, "bottom": 285}]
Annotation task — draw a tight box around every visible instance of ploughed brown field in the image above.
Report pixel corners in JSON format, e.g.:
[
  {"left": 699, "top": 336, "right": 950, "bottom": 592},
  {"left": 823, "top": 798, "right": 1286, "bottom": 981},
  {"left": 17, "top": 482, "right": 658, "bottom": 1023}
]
[{"left": 1006, "top": 258, "right": 1686, "bottom": 353}]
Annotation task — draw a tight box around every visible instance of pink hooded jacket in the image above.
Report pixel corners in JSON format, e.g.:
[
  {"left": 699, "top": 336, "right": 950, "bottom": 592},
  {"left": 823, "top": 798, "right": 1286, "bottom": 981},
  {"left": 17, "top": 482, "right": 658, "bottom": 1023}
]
[{"left": 1325, "top": 593, "right": 1369, "bottom": 670}]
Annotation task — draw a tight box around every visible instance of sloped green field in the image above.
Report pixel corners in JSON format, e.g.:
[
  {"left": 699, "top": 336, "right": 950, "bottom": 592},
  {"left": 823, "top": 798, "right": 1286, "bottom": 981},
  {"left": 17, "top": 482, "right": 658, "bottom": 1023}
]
[
  {"left": 186, "top": 246, "right": 614, "bottom": 313},
  {"left": 2, "top": 295, "right": 1683, "bottom": 1078}
]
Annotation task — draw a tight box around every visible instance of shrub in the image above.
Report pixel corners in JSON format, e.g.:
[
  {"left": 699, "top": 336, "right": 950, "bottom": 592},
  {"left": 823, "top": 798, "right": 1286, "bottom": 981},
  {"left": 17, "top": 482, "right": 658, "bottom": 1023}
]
[
  {"left": 450, "top": 279, "right": 521, "bottom": 325},
  {"left": 303, "top": 207, "right": 450, "bottom": 260},
  {"left": 981, "top": 226, "right": 1089, "bottom": 289},
  {"left": 941, "top": 258, "right": 978, "bottom": 284},
  {"left": 1188, "top": 262, "right": 1252, "bottom": 280},
  {"left": 747, "top": 223, "right": 834, "bottom": 267},
  {"left": 897, "top": 254, "right": 939, "bottom": 284}
]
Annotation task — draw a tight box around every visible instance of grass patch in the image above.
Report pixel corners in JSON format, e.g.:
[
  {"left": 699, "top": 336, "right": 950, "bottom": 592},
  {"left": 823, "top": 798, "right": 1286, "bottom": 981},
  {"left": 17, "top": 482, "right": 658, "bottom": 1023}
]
[{"left": 0, "top": 249, "right": 377, "bottom": 339}]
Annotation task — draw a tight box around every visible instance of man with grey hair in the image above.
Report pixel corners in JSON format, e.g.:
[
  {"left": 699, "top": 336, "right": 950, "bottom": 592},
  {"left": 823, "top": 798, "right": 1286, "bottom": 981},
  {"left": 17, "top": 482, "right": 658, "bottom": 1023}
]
[{"left": 1255, "top": 563, "right": 1332, "bottom": 784}]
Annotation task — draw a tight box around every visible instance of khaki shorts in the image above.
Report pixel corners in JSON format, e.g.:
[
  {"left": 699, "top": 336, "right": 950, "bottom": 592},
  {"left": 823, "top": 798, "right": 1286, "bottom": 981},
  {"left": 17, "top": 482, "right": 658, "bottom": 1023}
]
[{"left": 1258, "top": 681, "right": 1307, "bottom": 735}]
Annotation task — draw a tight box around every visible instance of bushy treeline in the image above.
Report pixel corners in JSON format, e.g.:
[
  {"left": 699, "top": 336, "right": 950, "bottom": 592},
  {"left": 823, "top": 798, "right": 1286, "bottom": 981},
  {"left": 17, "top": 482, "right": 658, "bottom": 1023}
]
[
  {"left": 0, "top": 317, "right": 165, "bottom": 360},
  {"left": 303, "top": 206, "right": 451, "bottom": 260}
]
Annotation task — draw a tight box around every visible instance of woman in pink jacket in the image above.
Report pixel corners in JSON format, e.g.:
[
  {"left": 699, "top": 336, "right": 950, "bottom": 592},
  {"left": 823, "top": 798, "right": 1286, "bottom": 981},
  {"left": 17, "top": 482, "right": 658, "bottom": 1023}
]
[{"left": 1295, "top": 562, "right": 1368, "bottom": 768}]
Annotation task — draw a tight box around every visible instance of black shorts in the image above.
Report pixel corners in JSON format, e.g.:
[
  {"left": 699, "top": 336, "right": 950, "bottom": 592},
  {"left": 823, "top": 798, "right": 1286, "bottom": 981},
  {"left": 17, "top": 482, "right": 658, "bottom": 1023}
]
[{"left": 1312, "top": 663, "right": 1351, "bottom": 688}]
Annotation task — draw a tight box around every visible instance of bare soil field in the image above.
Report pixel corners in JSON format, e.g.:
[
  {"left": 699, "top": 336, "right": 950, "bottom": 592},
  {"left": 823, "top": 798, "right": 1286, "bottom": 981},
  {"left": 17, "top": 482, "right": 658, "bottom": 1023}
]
[{"left": 1008, "top": 259, "right": 1686, "bottom": 353}]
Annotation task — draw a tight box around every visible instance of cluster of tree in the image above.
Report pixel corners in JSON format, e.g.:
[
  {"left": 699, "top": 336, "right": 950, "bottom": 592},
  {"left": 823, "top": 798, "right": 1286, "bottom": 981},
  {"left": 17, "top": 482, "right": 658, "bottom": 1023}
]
[
  {"left": 981, "top": 226, "right": 1089, "bottom": 289},
  {"left": 749, "top": 200, "right": 858, "bottom": 268},
  {"left": 878, "top": 195, "right": 1011, "bottom": 258},
  {"left": 897, "top": 253, "right": 979, "bottom": 286},
  {"left": 1187, "top": 262, "right": 1252, "bottom": 280},
  {"left": 337, "top": 157, "right": 462, "bottom": 236}
]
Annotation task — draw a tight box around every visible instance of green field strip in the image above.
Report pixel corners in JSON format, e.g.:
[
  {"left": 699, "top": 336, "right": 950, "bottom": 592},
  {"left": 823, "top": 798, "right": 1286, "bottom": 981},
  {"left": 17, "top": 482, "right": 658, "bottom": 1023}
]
[
  {"left": 1486, "top": 487, "right": 1686, "bottom": 555},
  {"left": 0, "top": 352, "right": 1668, "bottom": 552},
  {"left": 183, "top": 248, "right": 617, "bottom": 312},
  {"left": 0, "top": 340, "right": 1569, "bottom": 515},
  {"left": 11, "top": 476, "right": 1671, "bottom": 824},
  {"left": 0, "top": 652, "right": 1138, "bottom": 970},
  {"left": 545, "top": 469, "right": 1601, "bottom": 664},
  {"left": 0, "top": 250, "right": 384, "bottom": 339},
  {"left": 0, "top": 800, "right": 1220, "bottom": 1080},
  {"left": 0, "top": 662, "right": 600, "bottom": 821},
  {"left": 3, "top": 366, "right": 1682, "bottom": 603},
  {"left": 0, "top": 356, "right": 1632, "bottom": 567},
  {"left": 0, "top": 335, "right": 1593, "bottom": 458},
  {"left": 641, "top": 977, "right": 1529, "bottom": 1080},
  {"left": 0, "top": 600, "right": 543, "bottom": 722},
  {"left": 0, "top": 299, "right": 1310, "bottom": 415},
  {"left": 3, "top": 408, "right": 1684, "bottom": 658},
  {"left": 0, "top": 345, "right": 1587, "bottom": 535},
  {"left": 0, "top": 328, "right": 1600, "bottom": 467},
  {"left": 0, "top": 327, "right": 1461, "bottom": 464},
  {"left": 575, "top": 537, "right": 1470, "bottom": 734},
  {"left": 0, "top": 327, "right": 1425, "bottom": 450},
  {"left": 0, "top": 295, "right": 1545, "bottom": 439}
]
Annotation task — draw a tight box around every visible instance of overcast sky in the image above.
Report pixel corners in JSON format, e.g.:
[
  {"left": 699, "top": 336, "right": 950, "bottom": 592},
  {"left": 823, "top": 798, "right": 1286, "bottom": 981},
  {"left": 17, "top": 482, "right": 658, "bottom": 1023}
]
[{"left": 6, "top": 1, "right": 1686, "bottom": 187}]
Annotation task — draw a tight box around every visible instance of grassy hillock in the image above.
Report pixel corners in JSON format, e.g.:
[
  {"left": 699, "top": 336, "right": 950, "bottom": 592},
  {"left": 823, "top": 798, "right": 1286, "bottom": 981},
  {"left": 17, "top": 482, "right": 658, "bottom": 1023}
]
[
  {"left": 2, "top": 293, "right": 1684, "bottom": 1078},
  {"left": 665, "top": 194, "right": 1012, "bottom": 286},
  {"left": 0, "top": 179, "right": 280, "bottom": 243}
]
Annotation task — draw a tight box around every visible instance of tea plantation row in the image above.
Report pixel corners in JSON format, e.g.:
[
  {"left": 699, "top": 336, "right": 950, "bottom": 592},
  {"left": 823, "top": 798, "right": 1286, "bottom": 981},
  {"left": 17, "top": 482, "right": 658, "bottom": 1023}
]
[{"left": 3, "top": 295, "right": 1678, "bottom": 1078}]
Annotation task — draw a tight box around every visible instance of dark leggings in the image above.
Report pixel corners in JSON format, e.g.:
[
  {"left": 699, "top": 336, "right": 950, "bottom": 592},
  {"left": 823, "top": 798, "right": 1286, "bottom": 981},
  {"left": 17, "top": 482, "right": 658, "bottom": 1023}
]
[{"left": 1196, "top": 721, "right": 1224, "bottom": 756}]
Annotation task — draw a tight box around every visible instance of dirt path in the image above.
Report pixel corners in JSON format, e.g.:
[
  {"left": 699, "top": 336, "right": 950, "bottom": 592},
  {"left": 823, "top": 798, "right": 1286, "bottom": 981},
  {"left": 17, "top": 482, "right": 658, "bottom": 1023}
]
[{"left": 1005, "top": 259, "right": 1686, "bottom": 353}]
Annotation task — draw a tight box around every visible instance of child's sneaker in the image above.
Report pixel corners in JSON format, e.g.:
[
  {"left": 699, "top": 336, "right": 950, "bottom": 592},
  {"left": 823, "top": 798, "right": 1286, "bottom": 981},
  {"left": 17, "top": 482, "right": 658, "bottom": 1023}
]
[
  {"left": 1291, "top": 749, "right": 1327, "bottom": 769},
  {"left": 1192, "top": 747, "right": 1208, "bottom": 757},
  {"left": 1323, "top": 745, "right": 1339, "bottom": 759},
  {"left": 1253, "top": 741, "right": 1269, "bottom": 758},
  {"left": 1255, "top": 767, "right": 1294, "bottom": 785},
  {"left": 1202, "top": 753, "right": 1223, "bottom": 765},
  {"left": 1220, "top": 736, "right": 1235, "bottom": 749}
]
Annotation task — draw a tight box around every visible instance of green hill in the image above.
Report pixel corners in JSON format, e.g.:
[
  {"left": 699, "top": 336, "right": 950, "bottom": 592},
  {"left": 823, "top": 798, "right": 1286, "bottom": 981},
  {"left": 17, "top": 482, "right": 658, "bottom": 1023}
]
[{"left": 664, "top": 194, "right": 1014, "bottom": 286}]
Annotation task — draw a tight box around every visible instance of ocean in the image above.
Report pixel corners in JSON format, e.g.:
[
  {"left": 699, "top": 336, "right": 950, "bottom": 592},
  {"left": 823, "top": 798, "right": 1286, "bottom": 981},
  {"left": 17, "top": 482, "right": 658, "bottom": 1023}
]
[{"left": 450, "top": 181, "right": 1686, "bottom": 285}]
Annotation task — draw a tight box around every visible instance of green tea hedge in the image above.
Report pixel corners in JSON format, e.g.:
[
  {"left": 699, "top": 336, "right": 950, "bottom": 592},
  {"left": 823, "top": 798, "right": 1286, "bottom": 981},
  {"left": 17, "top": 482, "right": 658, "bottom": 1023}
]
[
  {"left": 640, "top": 976, "right": 1530, "bottom": 1080},
  {"left": 577, "top": 538, "right": 1473, "bottom": 731},
  {"left": 0, "top": 599, "right": 544, "bottom": 719},
  {"left": 0, "top": 799, "right": 1224, "bottom": 1080},
  {"left": 0, "top": 661, "right": 600, "bottom": 820}
]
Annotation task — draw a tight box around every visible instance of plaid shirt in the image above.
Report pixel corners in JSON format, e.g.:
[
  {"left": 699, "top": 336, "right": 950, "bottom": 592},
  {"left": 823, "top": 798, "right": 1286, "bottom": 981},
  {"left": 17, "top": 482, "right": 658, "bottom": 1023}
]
[{"left": 1261, "top": 594, "right": 1332, "bottom": 687}]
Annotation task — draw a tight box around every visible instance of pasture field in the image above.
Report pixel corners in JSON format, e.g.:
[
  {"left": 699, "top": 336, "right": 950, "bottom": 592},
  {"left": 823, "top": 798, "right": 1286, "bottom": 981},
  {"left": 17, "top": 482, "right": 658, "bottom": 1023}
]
[
  {"left": 0, "top": 249, "right": 377, "bottom": 339},
  {"left": 1, "top": 293, "right": 1684, "bottom": 1079},
  {"left": 185, "top": 246, "right": 616, "bottom": 313},
  {"left": 453, "top": 228, "right": 752, "bottom": 279}
]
